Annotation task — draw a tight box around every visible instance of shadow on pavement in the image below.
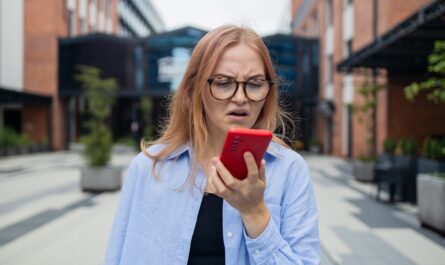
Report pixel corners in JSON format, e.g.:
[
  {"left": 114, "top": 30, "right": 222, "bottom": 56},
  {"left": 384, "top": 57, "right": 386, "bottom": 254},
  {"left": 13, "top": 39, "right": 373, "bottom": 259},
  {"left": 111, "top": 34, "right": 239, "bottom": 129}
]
[{"left": 0, "top": 194, "right": 99, "bottom": 247}]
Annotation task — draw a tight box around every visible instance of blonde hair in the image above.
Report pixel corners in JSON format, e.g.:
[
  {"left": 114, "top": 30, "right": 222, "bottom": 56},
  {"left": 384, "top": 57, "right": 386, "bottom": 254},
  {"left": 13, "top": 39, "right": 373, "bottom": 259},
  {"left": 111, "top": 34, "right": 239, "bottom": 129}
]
[{"left": 142, "top": 25, "right": 290, "bottom": 182}]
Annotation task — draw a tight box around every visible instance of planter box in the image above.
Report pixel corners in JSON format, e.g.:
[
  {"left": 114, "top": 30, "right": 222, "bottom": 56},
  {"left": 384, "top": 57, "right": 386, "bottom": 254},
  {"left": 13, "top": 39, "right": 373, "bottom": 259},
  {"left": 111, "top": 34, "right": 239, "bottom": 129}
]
[
  {"left": 81, "top": 166, "right": 122, "bottom": 192},
  {"left": 395, "top": 155, "right": 417, "bottom": 203},
  {"left": 6, "top": 147, "right": 18, "bottom": 156},
  {"left": 309, "top": 145, "right": 320, "bottom": 153},
  {"left": 417, "top": 173, "right": 445, "bottom": 234},
  {"left": 353, "top": 160, "right": 375, "bottom": 182},
  {"left": 418, "top": 157, "right": 445, "bottom": 174}
]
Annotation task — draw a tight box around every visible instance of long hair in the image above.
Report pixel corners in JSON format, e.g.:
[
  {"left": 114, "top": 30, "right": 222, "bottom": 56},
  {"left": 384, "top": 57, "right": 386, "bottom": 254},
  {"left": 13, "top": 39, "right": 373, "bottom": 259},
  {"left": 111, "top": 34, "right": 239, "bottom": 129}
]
[{"left": 142, "top": 25, "right": 290, "bottom": 183}]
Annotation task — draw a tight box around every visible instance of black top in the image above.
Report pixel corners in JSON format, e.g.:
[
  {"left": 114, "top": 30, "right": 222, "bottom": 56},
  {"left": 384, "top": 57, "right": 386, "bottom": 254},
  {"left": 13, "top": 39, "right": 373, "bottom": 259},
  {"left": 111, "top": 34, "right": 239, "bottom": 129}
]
[{"left": 187, "top": 193, "right": 225, "bottom": 265}]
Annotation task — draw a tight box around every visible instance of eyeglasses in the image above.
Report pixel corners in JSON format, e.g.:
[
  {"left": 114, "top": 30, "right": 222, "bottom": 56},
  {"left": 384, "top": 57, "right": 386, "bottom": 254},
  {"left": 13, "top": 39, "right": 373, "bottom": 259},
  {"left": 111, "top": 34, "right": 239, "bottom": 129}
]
[{"left": 207, "top": 76, "right": 273, "bottom": 102}]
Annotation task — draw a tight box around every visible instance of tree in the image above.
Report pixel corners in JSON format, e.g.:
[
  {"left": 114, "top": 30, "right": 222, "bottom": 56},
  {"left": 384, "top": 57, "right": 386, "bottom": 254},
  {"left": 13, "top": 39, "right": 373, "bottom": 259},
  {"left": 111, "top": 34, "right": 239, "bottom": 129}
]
[
  {"left": 76, "top": 65, "right": 118, "bottom": 167},
  {"left": 140, "top": 97, "right": 154, "bottom": 141},
  {"left": 405, "top": 41, "right": 445, "bottom": 103},
  {"left": 350, "top": 68, "right": 385, "bottom": 159}
]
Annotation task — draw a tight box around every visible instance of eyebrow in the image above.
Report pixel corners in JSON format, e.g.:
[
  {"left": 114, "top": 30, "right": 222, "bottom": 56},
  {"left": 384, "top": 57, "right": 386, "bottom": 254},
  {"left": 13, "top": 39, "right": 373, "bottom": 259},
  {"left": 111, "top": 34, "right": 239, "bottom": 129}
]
[{"left": 211, "top": 73, "right": 267, "bottom": 80}]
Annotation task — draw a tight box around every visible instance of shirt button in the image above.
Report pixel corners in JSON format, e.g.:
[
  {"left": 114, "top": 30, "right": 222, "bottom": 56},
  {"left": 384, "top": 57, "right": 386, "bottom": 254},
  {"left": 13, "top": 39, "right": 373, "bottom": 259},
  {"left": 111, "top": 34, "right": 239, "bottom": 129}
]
[
  {"left": 254, "top": 249, "right": 261, "bottom": 255},
  {"left": 226, "top": 232, "right": 233, "bottom": 238}
]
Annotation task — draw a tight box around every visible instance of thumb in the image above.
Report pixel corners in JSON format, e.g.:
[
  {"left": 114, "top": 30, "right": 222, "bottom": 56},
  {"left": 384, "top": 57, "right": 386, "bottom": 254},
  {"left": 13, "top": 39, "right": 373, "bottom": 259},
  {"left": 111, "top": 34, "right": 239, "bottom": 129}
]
[{"left": 259, "top": 160, "right": 266, "bottom": 184}]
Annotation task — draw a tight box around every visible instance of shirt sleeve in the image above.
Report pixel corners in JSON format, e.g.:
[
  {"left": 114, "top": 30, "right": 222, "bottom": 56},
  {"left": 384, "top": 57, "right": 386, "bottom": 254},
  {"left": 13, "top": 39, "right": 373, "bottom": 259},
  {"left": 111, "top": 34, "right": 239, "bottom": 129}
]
[
  {"left": 244, "top": 158, "right": 320, "bottom": 265},
  {"left": 104, "top": 156, "right": 140, "bottom": 265}
]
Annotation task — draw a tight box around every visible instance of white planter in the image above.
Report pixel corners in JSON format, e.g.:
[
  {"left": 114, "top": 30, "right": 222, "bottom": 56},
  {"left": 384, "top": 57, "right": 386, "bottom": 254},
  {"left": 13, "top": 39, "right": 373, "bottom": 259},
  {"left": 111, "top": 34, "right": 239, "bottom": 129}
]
[
  {"left": 417, "top": 173, "right": 445, "bottom": 234},
  {"left": 310, "top": 145, "right": 320, "bottom": 153},
  {"left": 352, "top": 160, "right": 375, "bottom": 182},
  {"left": 81, "top": 166, "right": 122, "bottom": 192}
]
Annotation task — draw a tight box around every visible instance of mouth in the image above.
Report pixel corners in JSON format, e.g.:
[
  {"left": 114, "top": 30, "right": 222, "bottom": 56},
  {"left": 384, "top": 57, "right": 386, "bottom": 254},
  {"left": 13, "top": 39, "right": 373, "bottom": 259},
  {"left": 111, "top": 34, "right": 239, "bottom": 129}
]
[{"left": 227, "top": 111, "right": 249, "bottom": 117}]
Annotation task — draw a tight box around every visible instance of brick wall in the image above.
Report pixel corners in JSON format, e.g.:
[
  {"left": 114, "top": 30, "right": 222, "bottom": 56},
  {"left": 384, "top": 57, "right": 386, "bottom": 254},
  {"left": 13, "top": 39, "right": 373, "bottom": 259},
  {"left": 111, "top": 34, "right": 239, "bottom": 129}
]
[
  {"left": 292, "top": 0, "right": 437, "bottom": 157},
  {"left": 22, "top": 105, "right": 48, "bottom": 143},
  {"left": 24, "top": 0, "right": 68, "bottom": 150},
  {"left": 388, "top": 74, "right": 445, "bottom": 147},
  {"left": 379, "top": 0, "right": 431, "bottom": 36}
]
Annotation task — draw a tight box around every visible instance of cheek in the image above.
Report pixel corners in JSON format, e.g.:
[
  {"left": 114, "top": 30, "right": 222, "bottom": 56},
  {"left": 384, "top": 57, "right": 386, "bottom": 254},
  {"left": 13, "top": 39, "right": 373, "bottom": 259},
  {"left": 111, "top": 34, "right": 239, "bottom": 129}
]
[
  {"left": 202, "top": 91, "right": 224, "bottom": 120},
  {"left": 252, "top": 103, "right": 265, "bottom": 119}
]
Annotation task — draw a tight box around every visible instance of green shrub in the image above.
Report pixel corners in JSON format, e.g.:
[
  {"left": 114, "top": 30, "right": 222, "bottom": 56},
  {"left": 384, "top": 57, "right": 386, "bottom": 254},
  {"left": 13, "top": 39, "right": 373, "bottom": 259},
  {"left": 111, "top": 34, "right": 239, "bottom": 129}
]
[
  {"left": 383, "top": 138, "right": 397, "bottom": 154},
  {"left": 17, "top": 134, "right": 32, "bottom": 147},
  {"left": 423, "top": 137, "right": 445, "bottom": 160},
  {"left": 0, "top": 127, "right": 20, "bottom": 148},
  {"left": 141, "top": 97, "right": 154, "bottom": 141},
  {"left": 76, "top": 65, "right": 117, "bottom": 167},
  {"left": 405, "top": 41, "right": 445, "bottom": 104},
  {"left": 399, "top": 138, "right": 417, "bottom": 156}
]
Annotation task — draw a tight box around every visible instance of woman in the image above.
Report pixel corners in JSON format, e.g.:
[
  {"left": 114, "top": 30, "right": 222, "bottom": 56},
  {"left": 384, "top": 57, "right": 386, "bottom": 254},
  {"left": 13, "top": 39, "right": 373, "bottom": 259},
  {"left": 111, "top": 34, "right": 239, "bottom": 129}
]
[{"left": 105, "top": 25, "right": 319, "bottom": 265}]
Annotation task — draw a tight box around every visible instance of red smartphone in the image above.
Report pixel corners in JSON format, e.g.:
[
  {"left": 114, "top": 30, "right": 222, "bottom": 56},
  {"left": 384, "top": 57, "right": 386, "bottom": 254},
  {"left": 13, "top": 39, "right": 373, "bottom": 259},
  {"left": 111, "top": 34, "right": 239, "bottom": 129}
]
[{"left": 220, "top": 128, "right": 273, "bottom": 180}]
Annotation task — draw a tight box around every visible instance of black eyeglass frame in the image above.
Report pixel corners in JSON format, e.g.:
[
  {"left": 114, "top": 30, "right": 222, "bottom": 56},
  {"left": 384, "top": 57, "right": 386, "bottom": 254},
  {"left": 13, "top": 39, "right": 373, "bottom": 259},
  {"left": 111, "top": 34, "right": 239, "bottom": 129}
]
[{"left": 207, "top": 77, "right": 274, "bottom": 102}]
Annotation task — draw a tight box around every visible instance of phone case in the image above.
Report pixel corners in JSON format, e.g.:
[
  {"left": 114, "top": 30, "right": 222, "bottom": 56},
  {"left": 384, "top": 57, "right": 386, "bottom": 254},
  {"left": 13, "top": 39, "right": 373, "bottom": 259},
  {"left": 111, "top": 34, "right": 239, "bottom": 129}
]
[{"left": 220, "top": 128, "right": 272, "bottom": 180}]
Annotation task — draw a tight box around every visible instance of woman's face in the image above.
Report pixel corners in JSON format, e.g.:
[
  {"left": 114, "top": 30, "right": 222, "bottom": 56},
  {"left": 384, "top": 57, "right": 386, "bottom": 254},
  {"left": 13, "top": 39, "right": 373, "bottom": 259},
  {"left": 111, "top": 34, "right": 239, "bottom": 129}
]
[{"left": 202, "top": 43, "right": 267, "bottom": 141}]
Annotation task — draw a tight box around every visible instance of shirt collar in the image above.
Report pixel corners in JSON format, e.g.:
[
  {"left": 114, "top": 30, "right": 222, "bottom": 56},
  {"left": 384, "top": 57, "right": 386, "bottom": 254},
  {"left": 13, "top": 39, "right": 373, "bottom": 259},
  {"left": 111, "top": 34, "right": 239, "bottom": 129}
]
[{"left": 164, "top": 144, "right": 191, "bottom": 160}]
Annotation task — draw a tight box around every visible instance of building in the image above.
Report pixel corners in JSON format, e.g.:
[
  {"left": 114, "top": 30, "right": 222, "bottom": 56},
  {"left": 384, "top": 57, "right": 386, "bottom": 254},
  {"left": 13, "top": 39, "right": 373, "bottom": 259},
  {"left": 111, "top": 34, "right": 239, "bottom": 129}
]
[
  {"left": 0, "top": 0, "right": 164, "bottom": 151},
  {"left": 118, "top": 0, "right": 164, "bottom": 37},
  {"left": 57, "top": 26, "right": 318, "bottom": 146},
  {"left": 292, "top": 0, "right": 445, "bottom": 157},
  {"left": 263, "top": 34, "right": 319, "bottom": 147},
  {"left": 58, "top": 27, "right": 206, "bottom": 143}
]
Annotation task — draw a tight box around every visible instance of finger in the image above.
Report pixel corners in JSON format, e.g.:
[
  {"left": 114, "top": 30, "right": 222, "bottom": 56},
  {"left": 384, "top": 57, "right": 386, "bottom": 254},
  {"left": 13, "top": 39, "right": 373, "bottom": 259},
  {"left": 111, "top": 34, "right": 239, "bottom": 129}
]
[
  {"left": 243, "top": 152, "right": 259, "bottom": 180},
  {"left": 209, "top": 165, "right": 231, "bottom": 197},
  {"left": 212, "top": 157, "right": 240, "bottom": 189},
  {"left": 258, "top": 159, "right": 266, "bottom": 184}
]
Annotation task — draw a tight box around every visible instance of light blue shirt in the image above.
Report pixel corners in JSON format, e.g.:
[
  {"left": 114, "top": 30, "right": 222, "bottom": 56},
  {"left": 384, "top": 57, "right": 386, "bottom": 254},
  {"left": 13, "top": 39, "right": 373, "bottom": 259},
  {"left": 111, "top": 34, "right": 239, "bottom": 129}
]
[{"left": 105, "top": 142, "right": 320, "bottom": 265}]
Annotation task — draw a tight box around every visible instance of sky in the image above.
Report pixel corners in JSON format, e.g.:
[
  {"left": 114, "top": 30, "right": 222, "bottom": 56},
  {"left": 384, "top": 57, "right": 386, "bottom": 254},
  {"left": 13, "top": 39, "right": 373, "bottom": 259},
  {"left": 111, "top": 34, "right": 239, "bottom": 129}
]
[{"left": 150, "top": 0, "right": 291, "bottom": 36}]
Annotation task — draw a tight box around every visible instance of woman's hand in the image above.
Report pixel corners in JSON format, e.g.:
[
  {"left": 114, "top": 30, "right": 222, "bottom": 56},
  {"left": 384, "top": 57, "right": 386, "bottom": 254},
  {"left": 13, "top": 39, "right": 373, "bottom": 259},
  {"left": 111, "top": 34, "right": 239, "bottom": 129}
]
[{"left": 207, "top": 152, "right": 270, "bottom": 238}]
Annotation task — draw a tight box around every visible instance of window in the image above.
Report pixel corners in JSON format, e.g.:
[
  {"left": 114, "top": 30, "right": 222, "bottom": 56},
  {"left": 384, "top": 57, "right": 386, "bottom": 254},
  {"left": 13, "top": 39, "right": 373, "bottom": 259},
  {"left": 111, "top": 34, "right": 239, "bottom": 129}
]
[
  {"left": 344, "top": 39, "right": 353, "bottom": 58},
  {"left": 68, "top": 10, "right": 76, "bottom": 36},
  {"left": 326, "top": 0, "right": 333, "bottom": 26},
  {"left": 327, "top": 55, "right": 333, "bottom": 84},
  {"left": 347, "top": 40, "right": 352, "bottom": 56},
  {"left": 343, "top": 0, "right": 353, "bottom": 9},
  {"left": 80, "top": 17, "right": 87, "bottom": 34},
  {"left": 311, "top": 11, "right": 319, "bottom": 37}
]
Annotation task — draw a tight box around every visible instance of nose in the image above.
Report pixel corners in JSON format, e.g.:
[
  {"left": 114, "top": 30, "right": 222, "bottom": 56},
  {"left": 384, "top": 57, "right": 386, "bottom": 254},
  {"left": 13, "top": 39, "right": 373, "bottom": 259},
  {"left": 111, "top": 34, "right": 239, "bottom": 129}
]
[{"left": 231, "top": 83, "right": 248, "bottom": 104}]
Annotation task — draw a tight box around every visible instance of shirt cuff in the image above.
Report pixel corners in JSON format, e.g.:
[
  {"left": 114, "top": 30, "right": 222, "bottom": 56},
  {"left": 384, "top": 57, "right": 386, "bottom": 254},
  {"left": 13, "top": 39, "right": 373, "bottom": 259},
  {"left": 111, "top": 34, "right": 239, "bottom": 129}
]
[{"left": 244, "top": 216, "right": 283, "bottom": 264}]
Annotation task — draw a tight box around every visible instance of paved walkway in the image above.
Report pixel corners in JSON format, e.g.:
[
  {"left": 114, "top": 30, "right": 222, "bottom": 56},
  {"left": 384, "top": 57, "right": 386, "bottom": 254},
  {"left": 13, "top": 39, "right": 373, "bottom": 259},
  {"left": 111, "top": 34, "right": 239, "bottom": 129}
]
[
  {"left": 306, "top": 153, "right": 445, "bottom": 265},
  {"left": 0, "top": 148, "right": 444, "bottom": 264}
]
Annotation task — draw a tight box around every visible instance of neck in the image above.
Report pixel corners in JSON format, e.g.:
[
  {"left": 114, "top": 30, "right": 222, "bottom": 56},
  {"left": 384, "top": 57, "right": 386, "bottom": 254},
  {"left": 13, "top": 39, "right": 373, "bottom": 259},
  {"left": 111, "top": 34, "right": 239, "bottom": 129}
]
[{"left": 197, "top": 130, "right": 226, "bottom": 163}]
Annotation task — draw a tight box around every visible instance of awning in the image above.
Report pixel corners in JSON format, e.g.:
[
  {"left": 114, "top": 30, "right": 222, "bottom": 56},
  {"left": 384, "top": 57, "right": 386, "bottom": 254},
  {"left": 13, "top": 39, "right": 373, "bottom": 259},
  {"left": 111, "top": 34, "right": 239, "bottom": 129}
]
[
  {"left": 338, "top": 0, "right": 445, "bottom": 73},
  {"left": 0, "top": 87, "right": 52, "bottom": 105}
]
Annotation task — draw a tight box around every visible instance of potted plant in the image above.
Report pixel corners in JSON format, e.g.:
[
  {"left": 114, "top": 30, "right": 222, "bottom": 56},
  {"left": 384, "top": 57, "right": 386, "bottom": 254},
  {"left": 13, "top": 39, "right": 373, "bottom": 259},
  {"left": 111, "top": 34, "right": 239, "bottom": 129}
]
[
  {"left": 350, "top": 69, "right": 384, "bottom": 182},
  {"left": 397, "top": 138, "right": 418, "bottom": 203},
  {"left": 405, "top": 40, "right": 445, "bottom": 233},
  {"left": 1, "top": 127, "right": 20, "bottom": 156},
  {"left": 141, "top": 97, "right": 155, "bottom": 142},
  {"left": 309, "top": 136, "right": 320, "bottom": 153},
  {"left": 418, "top": 137, "right": 445, "bottom": 173},
  {"left": 418, "top": 172, "right": 445, "bottom": 234},
  {"left": 76, "top": 65, "right": 121, "bottom": 192}
]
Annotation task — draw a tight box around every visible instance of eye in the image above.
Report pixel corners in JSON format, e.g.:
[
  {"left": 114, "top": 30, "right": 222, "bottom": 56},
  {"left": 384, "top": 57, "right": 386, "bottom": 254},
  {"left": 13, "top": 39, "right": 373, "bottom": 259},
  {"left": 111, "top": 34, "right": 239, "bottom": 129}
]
[
  {"left": 213, "top": 78, "right": 234, "bottom": 87},
  {"left": 247, "top": 79, "right": 265, "bottom": 88}
]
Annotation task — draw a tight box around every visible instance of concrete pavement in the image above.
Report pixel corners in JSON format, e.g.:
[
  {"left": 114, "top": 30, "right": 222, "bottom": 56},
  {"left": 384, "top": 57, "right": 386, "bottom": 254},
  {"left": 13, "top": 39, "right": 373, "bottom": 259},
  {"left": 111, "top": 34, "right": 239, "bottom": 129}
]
[
  {"left": 0, "top": 145, "right": 133, "bottom": 265},
  {"left": 0, "top": 147, "right": 444, "bottom": 264},
  {"left": 306, "top": 153, "right": 445, "bottom": 265}
]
